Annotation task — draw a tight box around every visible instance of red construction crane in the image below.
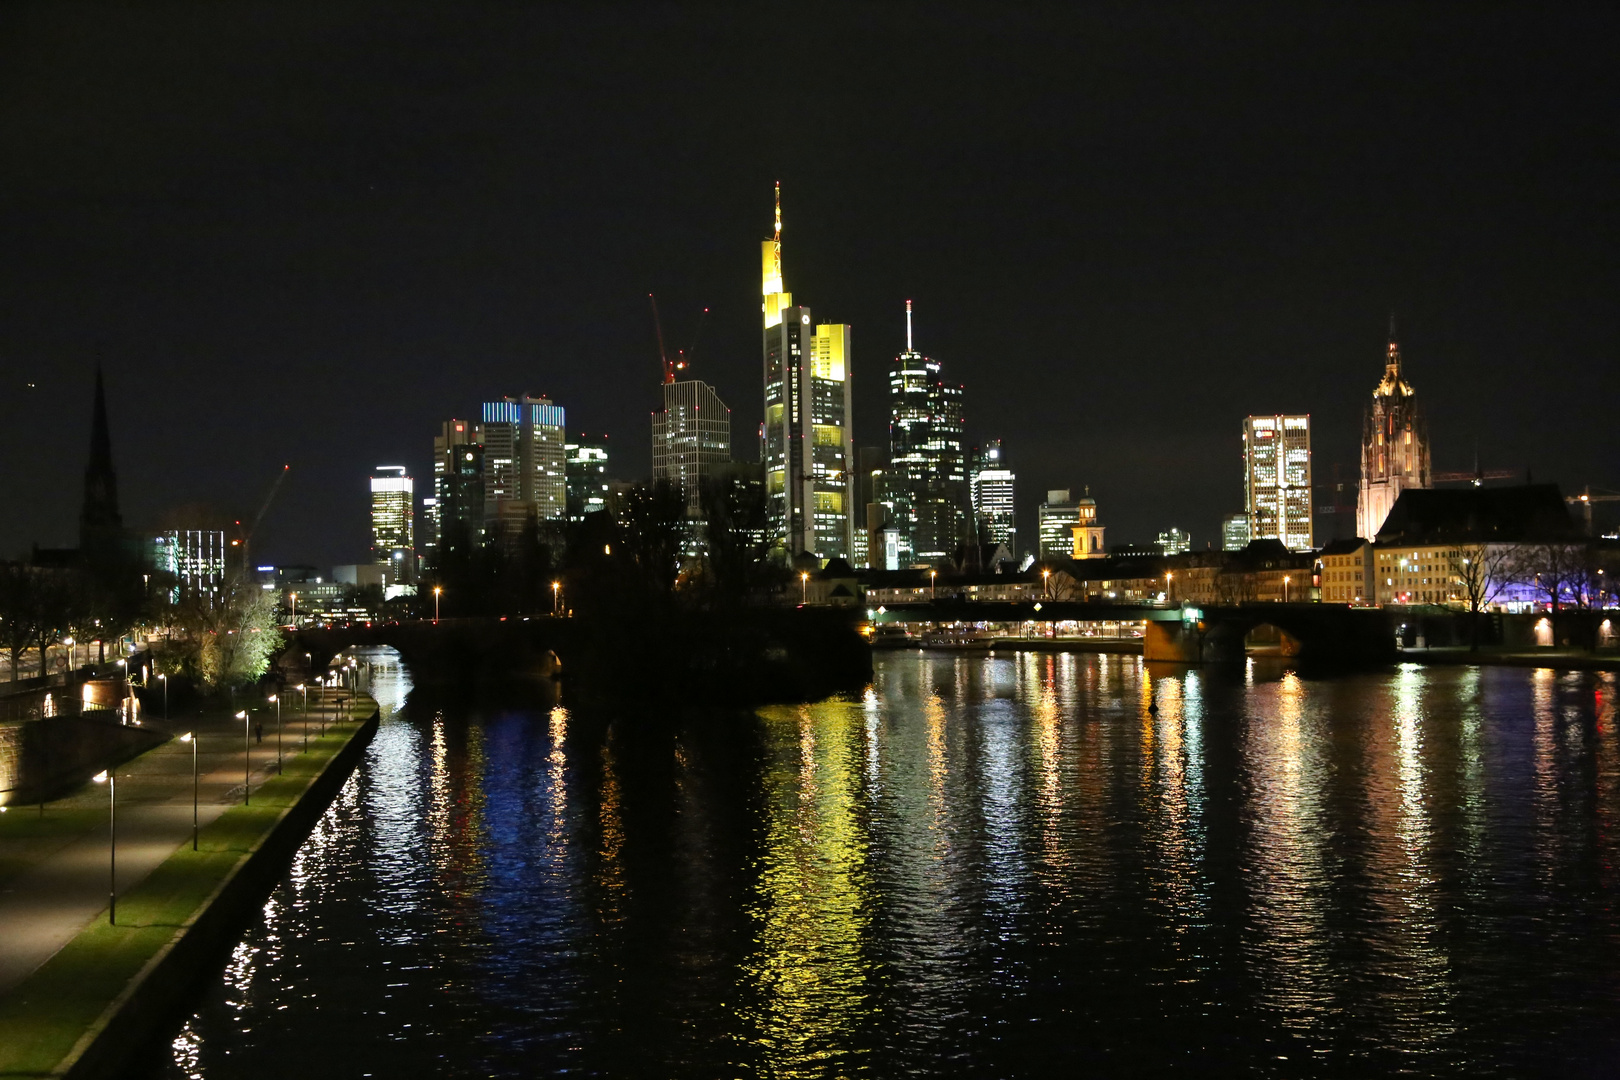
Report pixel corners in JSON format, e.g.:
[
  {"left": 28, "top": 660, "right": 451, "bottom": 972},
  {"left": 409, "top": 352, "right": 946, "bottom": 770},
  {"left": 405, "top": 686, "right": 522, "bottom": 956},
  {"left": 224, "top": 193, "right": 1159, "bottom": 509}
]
[
  {"left": 1567, "top": 485, "right": 1620, "bottom": 534},
  {"left": 233, "top": 464, "right": 290, "bottom": 567}
]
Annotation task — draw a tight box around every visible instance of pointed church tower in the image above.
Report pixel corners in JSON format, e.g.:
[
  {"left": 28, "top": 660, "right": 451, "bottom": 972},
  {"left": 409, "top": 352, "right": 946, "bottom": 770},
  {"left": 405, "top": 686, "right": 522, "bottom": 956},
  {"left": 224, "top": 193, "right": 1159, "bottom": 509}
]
[
  {"left": 1356, "top": 317, "right": 1432, "bottom": 540},
  {"left": 79, "top": 365, "right": 125, "bottom": 557}
]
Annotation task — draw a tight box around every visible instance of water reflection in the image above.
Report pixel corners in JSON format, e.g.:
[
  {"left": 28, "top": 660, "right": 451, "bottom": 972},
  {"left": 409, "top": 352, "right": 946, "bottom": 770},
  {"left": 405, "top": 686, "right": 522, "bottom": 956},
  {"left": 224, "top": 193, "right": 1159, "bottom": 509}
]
[{"left": 155, "top": 651, "right": 1620, "bottom": 1079}]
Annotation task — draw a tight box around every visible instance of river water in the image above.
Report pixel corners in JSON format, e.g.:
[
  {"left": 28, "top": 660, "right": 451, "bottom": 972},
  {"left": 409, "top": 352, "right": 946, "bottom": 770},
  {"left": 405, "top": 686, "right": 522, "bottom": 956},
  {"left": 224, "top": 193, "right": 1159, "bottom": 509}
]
[{"left": 147, "top": 649, "right": 1619, "bottom": 1078}]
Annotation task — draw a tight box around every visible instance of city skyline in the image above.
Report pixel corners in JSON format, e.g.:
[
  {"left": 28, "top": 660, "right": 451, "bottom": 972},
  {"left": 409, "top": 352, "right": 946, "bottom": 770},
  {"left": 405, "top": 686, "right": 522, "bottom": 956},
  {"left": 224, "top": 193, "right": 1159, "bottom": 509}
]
[{"left": 0, "top": 8, "right": 1615, "bottom": 566}]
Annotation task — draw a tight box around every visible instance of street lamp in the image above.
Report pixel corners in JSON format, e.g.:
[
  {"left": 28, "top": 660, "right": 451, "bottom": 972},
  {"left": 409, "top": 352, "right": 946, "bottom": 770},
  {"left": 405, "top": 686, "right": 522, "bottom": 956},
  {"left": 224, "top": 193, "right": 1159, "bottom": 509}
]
[
  {"left": 64, "top": 636, "right": 74, "bottom": 672},
  {"left": 157, "top": 672, "right": 168, "bottom": 721},
  {"left": 297, "top": 684, "right": 308, "bottom": 750},
  {"left": 551, "top": 580, "right": 560, "bottom": 615},
  {"left": 434, "top": 585, "right": 443, "bottom": 622},
  {"left": 269, "top": 694, "right": 282, "bottom": 774},
  {"left": 1042, "top": 568, "right": 1051, "bottom": 599},
  {"left": 116, "top": 659, "right": 128, "bottom": 723},
  {"left": 180, "top": 732, "right": 198, "bottom": 850},
  {"left": 92, "top": 770, "right": 116, "bottom": 923},
  {"left": 1166, "top": 571, "right": 1174, "bottom": 605},
  {"left": 930, "top": 570, "right": 937, "bottom": 601},
  {"left": 1283, "top": 575, "right": 1291, "bottom": 604},
  {"left": 289, "top": 590, "right": 297, "bottom": 628},
  {"left": 800, "top": 571, "right": 809, "bottom": 605},
  {"left": 237, "top": 710, "right": 250, "bottom": 805}
]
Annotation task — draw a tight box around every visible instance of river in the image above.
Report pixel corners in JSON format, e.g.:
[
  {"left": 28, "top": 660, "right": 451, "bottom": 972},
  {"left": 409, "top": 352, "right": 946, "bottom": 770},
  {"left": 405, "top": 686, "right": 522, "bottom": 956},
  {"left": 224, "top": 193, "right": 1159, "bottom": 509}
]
[{"left": 146, "top": 649, "right": 1619, "bottom": 1078}]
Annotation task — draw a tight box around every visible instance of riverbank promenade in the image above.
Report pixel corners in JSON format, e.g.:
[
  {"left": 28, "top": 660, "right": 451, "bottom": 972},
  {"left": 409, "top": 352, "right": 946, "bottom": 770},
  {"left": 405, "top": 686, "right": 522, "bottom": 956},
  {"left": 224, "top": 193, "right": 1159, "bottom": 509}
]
[{"left": 0, "top": 690, "right": 375, "bottom": 1078}]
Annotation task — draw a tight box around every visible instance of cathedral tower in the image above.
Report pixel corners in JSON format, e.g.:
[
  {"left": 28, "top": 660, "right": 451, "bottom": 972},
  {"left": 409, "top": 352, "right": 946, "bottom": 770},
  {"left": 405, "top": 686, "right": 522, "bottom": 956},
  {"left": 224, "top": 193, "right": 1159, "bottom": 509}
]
[{"left": 1356, "top": 317, "right": 1431, "bottom": 539}]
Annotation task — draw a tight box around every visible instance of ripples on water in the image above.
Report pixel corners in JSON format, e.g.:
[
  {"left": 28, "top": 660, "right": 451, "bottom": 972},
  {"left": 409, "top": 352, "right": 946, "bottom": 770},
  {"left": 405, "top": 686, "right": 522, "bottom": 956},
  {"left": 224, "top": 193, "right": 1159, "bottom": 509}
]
[{"left": 151, "top": 650, "right": 1620, "bottom": 1078}]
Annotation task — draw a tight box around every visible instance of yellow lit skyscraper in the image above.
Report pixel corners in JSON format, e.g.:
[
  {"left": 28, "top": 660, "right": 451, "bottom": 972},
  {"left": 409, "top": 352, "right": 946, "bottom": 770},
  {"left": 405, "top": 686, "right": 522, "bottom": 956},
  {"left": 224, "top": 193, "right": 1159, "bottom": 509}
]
[
  {"left": 760, "top": 184, "right": 854, "bottom": 559},
  {"left": 1243, "top": 414, "right": 1313, "bottom": 551}
]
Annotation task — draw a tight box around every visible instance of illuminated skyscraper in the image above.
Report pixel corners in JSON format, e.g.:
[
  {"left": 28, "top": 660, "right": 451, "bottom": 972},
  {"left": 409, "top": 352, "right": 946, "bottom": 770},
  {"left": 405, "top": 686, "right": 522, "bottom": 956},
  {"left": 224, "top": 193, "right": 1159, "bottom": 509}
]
[
  {"left": 970, "top": 439, "right": 1016, "bottom": 551},
  {"left": 1221, "top": 512, "right": 1250, "bottom": 551},
  {"left": 482, "top": 396, "right": 566, "bottom": 544},
  {"left": 1038, "top": 490, "right": 1080, "bottom": 562},
  {"left": 1356, "top": 318, "right": 1431, "bottom": 540},
  {"left": 1243, "top": 414, "right": 1313, "bottom": 551},
  {"left": 886, "top": 301, "right": 966, "bottom": 562},
  {"left": 425, "top": 419, "right": 484, "bottom": 563},
  {"left": 760, "top": 184, "right": 854, "bottom": 559},
  {"left": 566, "top": 437, "right": 611, "bottom": 521},
  {"left": 370, "top": 465, "right": 415, "bottom": 580},
  {"left": 652, "top": 378, "right": 730, "bottom": 516}
]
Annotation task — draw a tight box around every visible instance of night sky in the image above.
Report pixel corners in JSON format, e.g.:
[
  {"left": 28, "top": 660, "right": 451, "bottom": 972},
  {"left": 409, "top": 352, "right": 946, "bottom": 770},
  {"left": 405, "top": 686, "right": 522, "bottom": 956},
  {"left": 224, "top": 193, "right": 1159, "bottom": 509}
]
[{"left": 1, "top": 5, "right": 1615, "bottom": 566}]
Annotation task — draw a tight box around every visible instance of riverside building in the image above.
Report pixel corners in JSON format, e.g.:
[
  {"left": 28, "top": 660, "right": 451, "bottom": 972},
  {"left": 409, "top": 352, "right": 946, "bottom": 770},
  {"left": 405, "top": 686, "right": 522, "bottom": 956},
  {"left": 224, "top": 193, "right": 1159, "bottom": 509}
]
[
  {"left": 424, "top": 419, "right": 484, "bottom": 563},
  {"left": 760, "top": 184, "right": 854, "bottom": 560},
  {"left": 1243, "top": 414, "right": 1313, "bottom": 551},
  {"left": 1038, "top": 490, "right": 1080, "bottom": 561},
  {"left": 1357, "top": 318, "right": 1431, "bottom": 540},
  {"left": 566, "top": 438, "right": 611, "bottom": 521}
]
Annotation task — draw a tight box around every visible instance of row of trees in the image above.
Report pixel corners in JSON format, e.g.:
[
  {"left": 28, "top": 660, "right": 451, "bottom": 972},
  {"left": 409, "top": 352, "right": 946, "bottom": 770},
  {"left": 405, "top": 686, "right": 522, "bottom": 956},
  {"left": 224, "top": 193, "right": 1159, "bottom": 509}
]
[
  {"left": 0, "top": 554, "right": 283, "bottom": 692},
  {"left": 1458, "top": 540, "right": 1618, "bottom": 649},
  {"left": 421, "top": 475, "right": 785, "bottom": 620}
]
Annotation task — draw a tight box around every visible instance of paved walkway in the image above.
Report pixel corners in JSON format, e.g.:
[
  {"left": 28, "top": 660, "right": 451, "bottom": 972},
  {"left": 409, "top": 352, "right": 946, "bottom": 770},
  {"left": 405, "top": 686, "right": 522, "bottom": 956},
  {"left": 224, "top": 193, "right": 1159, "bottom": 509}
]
[{"left": 0, "top": 691, "right": 353, "bottom": 996}]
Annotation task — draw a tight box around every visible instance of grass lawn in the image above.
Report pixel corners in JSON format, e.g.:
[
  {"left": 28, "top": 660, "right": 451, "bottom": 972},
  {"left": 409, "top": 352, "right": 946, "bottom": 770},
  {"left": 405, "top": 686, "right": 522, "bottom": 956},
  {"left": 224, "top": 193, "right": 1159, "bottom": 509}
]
[{"left": 0, "top": 702, "right": 373, "bottom": 1077}]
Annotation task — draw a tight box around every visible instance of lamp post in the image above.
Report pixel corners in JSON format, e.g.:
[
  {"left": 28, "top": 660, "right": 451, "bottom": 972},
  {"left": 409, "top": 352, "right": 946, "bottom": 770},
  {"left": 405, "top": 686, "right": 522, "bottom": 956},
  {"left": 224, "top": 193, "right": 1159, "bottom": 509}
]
[
  {"left": 551, "top": 580, "right": 559, "bottom": 615},
  {"left": 289, "top": 590, "right": 297, "bottom": 628},
  {"left": 1166, "top": 571, "right": 1174, "bottom": 605},
  {"left": 179, "top": 732, "right": 198, "bottom": 850},
  {"left": 434, "top": 585, "right": 442, "bottom": 622},
  {"left": 157, "top": 672, "right": 168, "bottom": 721},
  {"left": 800, "top": 571, "right": 809, "bottom": 605},
  {"left": 1043, "top": 569, "right": 1051, "bottom": 599},
  {"left": 1283, "top": 575, "right": 1291, "bottom": 604},
  {"left": 116, "top": 659, "right": 128, "bottom": 723},
  {"left": 237, "top": 710, "right": 250, "bottom": 805},
  {"left": 298, "top": 684, "right": 308, "bottom": 750},
  {"left": 93, "top": 770, "right": 115, "bottom": 923},
  {"left": 930, "top": 570, "right": 937, "bottom": 601},
  {"left": 269, "top": 694, "right": 282, "bottom": 774}
]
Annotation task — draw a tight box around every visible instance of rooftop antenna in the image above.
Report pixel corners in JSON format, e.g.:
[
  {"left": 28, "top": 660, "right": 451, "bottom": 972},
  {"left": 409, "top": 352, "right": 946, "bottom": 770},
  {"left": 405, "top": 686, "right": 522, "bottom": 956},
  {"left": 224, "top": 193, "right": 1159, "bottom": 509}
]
[
  {"left": 905, "top": 299, "right": 913, "bottom": 352},
  {"left": 774, "top": 180, "right": 781, "bottom": 243}
]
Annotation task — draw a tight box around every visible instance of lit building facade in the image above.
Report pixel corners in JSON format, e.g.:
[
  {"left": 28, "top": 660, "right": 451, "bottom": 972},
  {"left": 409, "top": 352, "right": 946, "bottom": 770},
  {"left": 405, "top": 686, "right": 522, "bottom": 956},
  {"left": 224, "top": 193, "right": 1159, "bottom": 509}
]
[
  {"left": 1357, "top": 320, "right": 1431, "bottom": 540},
  {"left": 1221, "top": 512, "right": 1251, "bottom": 551},
  {"left": 482, "top": 396, "right": 567, "bottom": 543},
  {"left": 970, "top": 439, "right": 1017, "bottom": 552},
  {"left": 566, "top": 438, "right": 610, "bottom": 521},
  {"left": 1072, "top": 490, "right": 1105, "bottom": 558},
  {"left": 653, "top": 378, "right": 730, "bottom": 516},
  {"left": 425, "top": 419, "right": 483, "bottom": 563},
  {"left": 885, "top": 301, "right": 966, "bottom": 562},
  {"left": 1038, "top": 490, "right": 1080, "bottom": 562},
  {"left": 1157, "top": 527, "right": 1191, "bottom": 555},
  {"left": 760, "top": 185, "right": 854, "bottom": 559},
  {"left": 149, "top": 529, "right": 226, "bottom": 602},
  {"left": 370, "top": 465, "right": 415, "bottom": 581},
  {"left": 1243, "top": 414, "right": 1313, "bottom": 551}
]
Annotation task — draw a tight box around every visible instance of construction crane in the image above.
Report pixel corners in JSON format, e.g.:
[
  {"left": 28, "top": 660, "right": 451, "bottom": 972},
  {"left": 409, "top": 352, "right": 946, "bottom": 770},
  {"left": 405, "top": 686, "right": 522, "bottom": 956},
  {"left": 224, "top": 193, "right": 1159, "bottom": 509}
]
[
  {"left": 1433, "top": 468, "right": 1518, "bottom": 485},
  {"left": 1567, "top": 484, "right": 1620, "bottom": 535},
  {"left": 233, "top": 464, "right": 290, "bottom": 568},
  {"left": 647, "top": 294, "right": 709, "bottom": 384}
]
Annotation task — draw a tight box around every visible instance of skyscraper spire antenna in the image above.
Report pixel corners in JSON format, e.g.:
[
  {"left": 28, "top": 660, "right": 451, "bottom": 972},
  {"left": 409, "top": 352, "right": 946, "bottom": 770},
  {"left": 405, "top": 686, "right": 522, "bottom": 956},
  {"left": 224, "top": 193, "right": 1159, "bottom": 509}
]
[
  {"left": 773, "top": 180, "right": 781, "bottom": 243},
  {"left": 905, "top": 299, "right": 913, "bottom": 352}
]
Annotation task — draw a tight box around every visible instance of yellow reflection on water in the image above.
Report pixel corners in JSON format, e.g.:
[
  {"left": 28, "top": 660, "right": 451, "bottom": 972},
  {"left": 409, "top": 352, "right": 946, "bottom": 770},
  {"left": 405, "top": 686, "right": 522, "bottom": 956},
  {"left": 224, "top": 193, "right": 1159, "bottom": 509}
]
[
  {"left": 742, "top": 702, "right": 875, "bottom": 1078},
  {"left": 595, "top": 730, "right": 627, "bottom": 923}
]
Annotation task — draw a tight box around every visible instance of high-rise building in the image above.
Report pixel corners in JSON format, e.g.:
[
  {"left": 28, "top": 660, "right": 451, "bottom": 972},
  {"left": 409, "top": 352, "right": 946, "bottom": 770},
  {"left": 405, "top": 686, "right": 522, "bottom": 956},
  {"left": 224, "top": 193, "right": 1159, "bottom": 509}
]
[
  {"left": 970, "top": 439, "right": 1016, "bottom": 551},
  {"left": 481, "top": 396, "right": 567, "bottom": 544},
  {"left": 370, "top": 465, "right": 415, "bottom": 581},
  {"left": 1356, "top": 318, "right": 1431, "bottom": 540},
  {"left": 566, "top": 438, "right": 611, "bottom": 520},
  {"left": 760, "top": 184, "right": 853, "bottom": 559},
  {"left": 652, "top": 379, "right": 730, "bottom": 516},
  {"left": 1157, "top": 527, "right": 1191, "bottom": 555},
  {"left": 1243, "top": 414, "right": 1313, "bottom": 551},
  {"left": 1221, "top": 512, "right": 1251, "bottom": 551},
  {"left": 1038, "top": 490, "right": 1080, "bottom": 561},
  {"left": 886, "top": 301, "right": 966, "bottom": 562},
  {"left": 149, "top": 529, "right": 226, "bottom": 602},
  {"left": 424, "top": 419, "right": 484, "bottom": 563}
]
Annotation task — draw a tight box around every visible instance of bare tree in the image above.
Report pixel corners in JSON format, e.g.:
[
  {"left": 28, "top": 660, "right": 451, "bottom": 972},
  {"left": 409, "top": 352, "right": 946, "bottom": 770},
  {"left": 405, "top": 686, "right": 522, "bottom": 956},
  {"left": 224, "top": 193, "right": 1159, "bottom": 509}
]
[{"left": 1457, "top": 543, "right": 1517, "bottom": 651}]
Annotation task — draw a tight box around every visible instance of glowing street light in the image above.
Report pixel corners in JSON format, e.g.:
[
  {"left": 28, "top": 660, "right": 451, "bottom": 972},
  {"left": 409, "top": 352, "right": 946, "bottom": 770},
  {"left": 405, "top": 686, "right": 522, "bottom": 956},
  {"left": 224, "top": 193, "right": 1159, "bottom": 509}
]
[
  {"left": 289, "top": 590, "right": 297, "bottom": 628},
  {"left": 268, "top": 694, "right": 282, "bottom": 774},
  {"left": 551, "top": 580, "right": 560, "bottom": 615},
  {"left": 116, "top": 659, "right": 128, "bottom": 723},
  {"left": 433, "top": 585, "right": 443, "bottom": 622},
  {"left": 297, "top": 684, "right": 308, "bottom": 750},
  {"left": 930, "top": 570, "right": 938, "bottom": 601},
  {"left": 237, "top": 711, "right": 251, "bottom": 805},
  {"left": 179, "top": 732, "right": 198, "bottom": 850},
  {"left": 157, "top": 672, "right": 168, "bottom": 721},
  {"left": 800, "top": 571, "right": 810, "bottom": 605},
  {"left": 92, "top": 770, "right": 116, "bottom": 923},
  {"left": 1166, "top": 571, "right": 1174, "bottom": 605},
  {"left": 1283, "top": 575, "right": 1291, "bottom": 604},
  {"left": 1042, "top": 568, "right": 1051, "bottom": 598}
]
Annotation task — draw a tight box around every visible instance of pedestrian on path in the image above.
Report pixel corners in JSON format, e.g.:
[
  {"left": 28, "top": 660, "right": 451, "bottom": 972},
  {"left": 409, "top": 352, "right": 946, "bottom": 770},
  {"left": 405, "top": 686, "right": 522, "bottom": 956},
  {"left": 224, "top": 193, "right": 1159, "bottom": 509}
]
[{"left": 255, "top": 720, "right": 263, "bottom": 744}]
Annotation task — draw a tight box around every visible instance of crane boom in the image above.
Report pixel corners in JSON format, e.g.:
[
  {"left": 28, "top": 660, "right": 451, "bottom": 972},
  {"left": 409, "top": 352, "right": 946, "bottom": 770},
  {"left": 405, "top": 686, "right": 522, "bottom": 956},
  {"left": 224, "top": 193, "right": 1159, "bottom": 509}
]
[
  {"left": 237, "top": 464, "right": 290, "bottom": 567},
  {"left": 648, "top": 293, "right": 674, "bottom": 383}
]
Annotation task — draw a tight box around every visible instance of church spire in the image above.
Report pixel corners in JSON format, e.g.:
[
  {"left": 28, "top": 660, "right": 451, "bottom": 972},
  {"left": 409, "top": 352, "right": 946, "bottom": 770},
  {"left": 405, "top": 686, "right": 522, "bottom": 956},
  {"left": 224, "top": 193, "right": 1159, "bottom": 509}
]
[
  {"left": 1386, "top": 311, "right": 1401, "bottom": 376},
  {"left": 80, "top": 364, "right": 124, "bottom": 555}
]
